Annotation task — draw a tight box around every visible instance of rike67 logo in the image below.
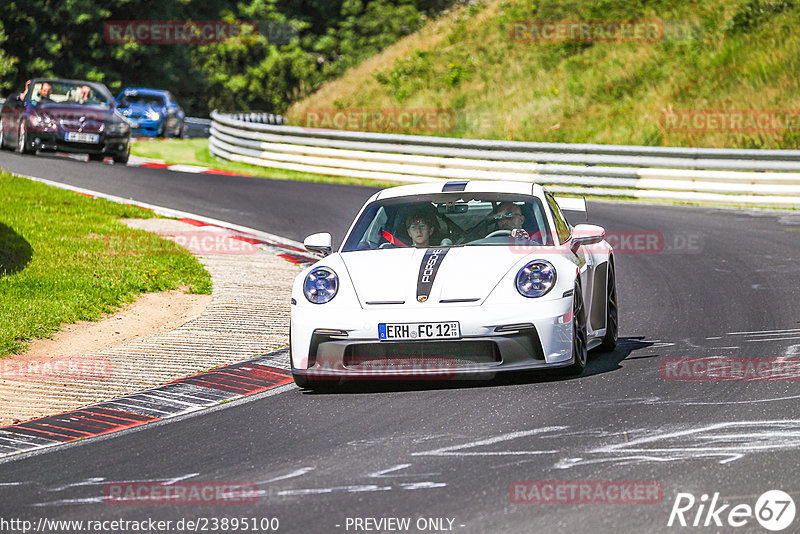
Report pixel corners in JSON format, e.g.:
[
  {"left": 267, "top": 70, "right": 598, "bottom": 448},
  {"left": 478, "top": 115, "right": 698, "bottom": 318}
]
[{"left": 668, "top": 490, "right": 796, "bottom": 531}]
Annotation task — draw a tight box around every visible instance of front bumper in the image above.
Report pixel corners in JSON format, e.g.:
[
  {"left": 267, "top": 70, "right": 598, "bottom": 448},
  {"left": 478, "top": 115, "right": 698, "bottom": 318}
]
[
  {"left": 30, "top": 131, "right": 130, "bottom": 155},
  {"left": 290, "top": 298, "right": 575, "bottom": 379},
  {"left": 128, "top": 118, "right": 162, "bottom": 137}
]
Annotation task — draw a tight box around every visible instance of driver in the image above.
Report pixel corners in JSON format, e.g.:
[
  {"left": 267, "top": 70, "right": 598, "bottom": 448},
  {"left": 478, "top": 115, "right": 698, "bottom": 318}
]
[
  {"left": 492, "top": 201, "right": 530, "bottom": 239},
  {"left": 35, "top": 82, "right": 53, "bottom": 103}
]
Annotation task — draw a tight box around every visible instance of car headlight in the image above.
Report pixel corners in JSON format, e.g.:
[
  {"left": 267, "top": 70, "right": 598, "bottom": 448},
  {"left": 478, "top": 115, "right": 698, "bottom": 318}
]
[
  {"left": 515, "top": 260, "right": 556, "bottom": 298},
  {"left": 303, "top": 267, "right": 338, "bottom": 304},
  {"left": 29, "top": 114, "right": 55, "bottom": 128},
  {"left": 145, "top": 110, "right": 161, "bottom": 121}
]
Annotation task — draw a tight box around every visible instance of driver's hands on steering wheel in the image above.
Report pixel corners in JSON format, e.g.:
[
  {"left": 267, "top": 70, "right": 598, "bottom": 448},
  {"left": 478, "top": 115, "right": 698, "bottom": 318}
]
[{"left": 510, "top": 228, "right": 530, "bottom": 240}]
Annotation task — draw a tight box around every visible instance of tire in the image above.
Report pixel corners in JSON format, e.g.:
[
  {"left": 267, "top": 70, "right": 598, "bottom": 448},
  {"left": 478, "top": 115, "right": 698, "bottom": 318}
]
[
  {"left": 561, "top": 282, "right": 588, "bottom": 376},
  {"left": 88, "top": 153, "right": 105, "bottom": 162},
  {"left": 113, "top": 143, "right": 130, "bottom": 164},
  {"left": 292, "top": 371, "right": 314, "bottom": 389},
  {"left": 598, "top": 262, "right": 618, "bottom": 352},
  {"left": 17, "top": 122, "right": 33, "bottom": 154}
]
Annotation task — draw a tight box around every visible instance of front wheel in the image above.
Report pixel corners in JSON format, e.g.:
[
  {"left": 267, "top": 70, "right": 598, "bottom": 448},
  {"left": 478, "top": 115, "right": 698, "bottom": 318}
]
[
  {"left": 113, "top": 143, "right": 130, "bottom": 164},
  {"left": 561, "top": 283, "right": 588, "bottom": 376},
  {"left": 598, "top": 263, "right": 618, "bottom": 351},
  {"left": 17, "top": 122, "right": 33, "bottom": 154}
]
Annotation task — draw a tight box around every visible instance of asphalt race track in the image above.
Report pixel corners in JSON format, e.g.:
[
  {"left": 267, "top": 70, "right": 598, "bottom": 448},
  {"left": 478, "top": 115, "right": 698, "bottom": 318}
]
[{"left": 2, "top": 152, "right": 800, "bottom": 533}]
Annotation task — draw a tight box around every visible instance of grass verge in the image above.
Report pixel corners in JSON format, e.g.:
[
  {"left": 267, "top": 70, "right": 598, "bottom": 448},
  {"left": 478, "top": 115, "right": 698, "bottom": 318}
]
[
  {"left": 0, "top": 172, "right": 212, "bottom": 356},
  {"left": 131, "top": 138, "right": 397, "bottom": 188},
  {"left": 288, "top": 0, "right": 800, "bottom": 150}
]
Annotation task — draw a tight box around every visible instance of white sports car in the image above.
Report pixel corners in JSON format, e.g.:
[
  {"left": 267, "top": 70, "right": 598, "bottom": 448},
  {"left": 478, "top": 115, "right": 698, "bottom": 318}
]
[{"left": 290, "top": 180, "right": 617, "bottom": 388}]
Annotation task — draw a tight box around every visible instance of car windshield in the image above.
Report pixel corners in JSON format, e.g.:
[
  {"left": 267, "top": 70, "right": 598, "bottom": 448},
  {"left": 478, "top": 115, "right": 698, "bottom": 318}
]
[
  {"left": 341, "top": 193, "right": 554, "bottom": 252},
  {"left": 119, "top": 94, "right": 165, "bottom": 107},
  {"left": 29, "top": 81, "right": 111, "bottom": 107}
]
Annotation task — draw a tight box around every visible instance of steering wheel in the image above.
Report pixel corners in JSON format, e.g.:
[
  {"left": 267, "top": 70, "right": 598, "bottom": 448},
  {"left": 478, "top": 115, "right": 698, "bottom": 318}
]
[{"left": 485, "top": 230, "right": 512, "bottom": 238}]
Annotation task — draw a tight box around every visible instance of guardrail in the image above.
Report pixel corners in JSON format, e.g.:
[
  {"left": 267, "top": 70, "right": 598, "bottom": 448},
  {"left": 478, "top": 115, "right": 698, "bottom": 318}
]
[{"left": 209, "top": 111, "right": 800, "bottom": 206}]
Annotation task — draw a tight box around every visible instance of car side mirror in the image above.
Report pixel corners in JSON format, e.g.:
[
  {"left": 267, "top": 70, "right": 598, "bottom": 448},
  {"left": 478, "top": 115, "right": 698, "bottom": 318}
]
[
  {"left": 571, "top": 224, "right": 605, "bottom": 251},
  {"left": 304, "top": 232, "right": 332, "bottom": 256}
]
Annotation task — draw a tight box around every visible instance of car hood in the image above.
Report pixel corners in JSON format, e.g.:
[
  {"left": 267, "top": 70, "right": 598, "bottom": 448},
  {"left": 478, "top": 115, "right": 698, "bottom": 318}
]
[
  {"left": 33, "top": 104, "right": 115, "bottom": 120},
  {"left": 340, "top": 246, "right": 529, "bottom": 307},
  {"left": 120, "top": 102, "right": 165, "bottom": 114}
]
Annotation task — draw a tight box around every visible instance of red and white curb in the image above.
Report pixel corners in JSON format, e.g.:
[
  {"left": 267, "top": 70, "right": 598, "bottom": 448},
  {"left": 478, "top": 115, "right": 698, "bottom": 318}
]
[
  {"left": 129, "top": 156, "right": 247, "bottom": 177},
  {"left": 0, "top": 350, "right": 293, "bottom": 459},
  {"left": 55, "top": 153, "right": 247, "bottom": 178},
  {"left": 16, "top": 172, "right": 318, "bottom": 266}
]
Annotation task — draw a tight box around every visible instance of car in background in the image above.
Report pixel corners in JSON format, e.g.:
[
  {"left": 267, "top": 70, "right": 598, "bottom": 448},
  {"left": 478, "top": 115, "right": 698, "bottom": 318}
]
[
  {"left": 0, "top": 78, "right": 130, "bottom": 163},
  {"left": 116, "top": 88, "right": 185, "bottom": 137}
]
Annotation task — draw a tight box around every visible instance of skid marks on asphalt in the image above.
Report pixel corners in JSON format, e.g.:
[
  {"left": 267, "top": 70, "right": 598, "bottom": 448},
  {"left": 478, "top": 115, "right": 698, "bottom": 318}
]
[
  {"left": 619, "top": 328, "right": 800, "bottom": 357},
  {"left": 21, "top": 418, "right": 800, "bottom": 506},
  {"left": 410, "top": 421, "right": 800, "bottom": 469}
]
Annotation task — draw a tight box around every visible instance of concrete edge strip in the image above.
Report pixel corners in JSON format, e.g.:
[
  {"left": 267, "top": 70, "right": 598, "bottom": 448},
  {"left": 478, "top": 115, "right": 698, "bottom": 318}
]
[
  {"left": 13, "top": 172, "right": 319, "bottom": 265},
  {"left": 0, "top": 173, "right": 313, "bottom": 458},
  {"left": 0, "top": 350, "right": 295, "bottom": 459}
]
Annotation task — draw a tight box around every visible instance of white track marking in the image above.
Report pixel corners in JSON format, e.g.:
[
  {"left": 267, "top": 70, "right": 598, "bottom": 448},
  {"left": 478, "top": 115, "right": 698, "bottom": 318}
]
[
  {"left": 400, "top": 482, "right": 448, "bottom": 490},
  {"left": 368, "top": 464, "right": 441, "bottom": 479},
  {"left": 745, "top": 336, "right": 800, "bottom": 342},
  {"left": 31, "top": 496, "right": 106, "bottom": 506},
  {"left": 276, "top": 485, "right": 392, "bottom": 496},
  {"left": 412, "top": 427, "right": 566, "bottom": 457},
  {"left": 46, "top": 472, "right": 199, "bottom": 493},
  {"left": 47, "top": 477, "right": 105, "bottom": 492},
  {"left": 728, "top": 328, "right": 800, "bottom": 336},
  {"left": 255, "top": 467, "right": 315, "bottom": 484}
]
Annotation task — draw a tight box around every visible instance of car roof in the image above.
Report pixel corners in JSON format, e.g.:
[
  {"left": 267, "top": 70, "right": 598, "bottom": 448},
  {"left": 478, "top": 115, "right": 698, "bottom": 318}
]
[{"left": 374, "top": 180, "right": 546, "bottom": 201}]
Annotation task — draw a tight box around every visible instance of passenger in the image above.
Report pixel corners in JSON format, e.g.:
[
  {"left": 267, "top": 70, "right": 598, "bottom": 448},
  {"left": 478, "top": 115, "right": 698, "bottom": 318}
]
[
  {"left": 405, "top": 209, "right": 436, "bottom": 248},
  {"left": 77, "top": 85, "right": 92, "bottom": 104}
]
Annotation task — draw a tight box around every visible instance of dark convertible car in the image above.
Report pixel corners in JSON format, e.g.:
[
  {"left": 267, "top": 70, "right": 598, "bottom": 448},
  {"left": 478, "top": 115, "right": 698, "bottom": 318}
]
[{"left": 0, "top": 78, "right": 130, "bottom": 163}]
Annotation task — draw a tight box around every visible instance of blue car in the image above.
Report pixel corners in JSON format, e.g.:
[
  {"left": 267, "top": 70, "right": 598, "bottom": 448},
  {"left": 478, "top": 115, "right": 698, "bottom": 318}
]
[{"left": 115, "top": 88, "right": 185, "bottom": 137}]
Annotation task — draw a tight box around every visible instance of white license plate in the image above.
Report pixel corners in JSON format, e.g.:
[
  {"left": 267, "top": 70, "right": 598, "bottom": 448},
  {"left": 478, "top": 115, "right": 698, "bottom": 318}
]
[
  {"left": 65, "top": 132, "right": 100, "bottom": 143},
  {"left": 379, "top": 321, "right": 460, "bottom": 341}
]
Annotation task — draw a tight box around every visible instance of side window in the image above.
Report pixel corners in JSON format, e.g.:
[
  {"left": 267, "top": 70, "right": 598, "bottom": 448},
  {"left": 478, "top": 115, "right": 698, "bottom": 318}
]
[
  {"left": 546, "top": 194, "right": 571, "bottom": 244},
  {"left": 364, "top": 207, "right": 388, "bottom": 244}
]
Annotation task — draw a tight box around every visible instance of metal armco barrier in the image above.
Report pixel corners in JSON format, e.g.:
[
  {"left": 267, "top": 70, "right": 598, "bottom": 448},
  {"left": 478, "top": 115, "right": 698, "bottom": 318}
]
[{"left": 209, "top": 111, "right": 800, "bottom": 206}]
